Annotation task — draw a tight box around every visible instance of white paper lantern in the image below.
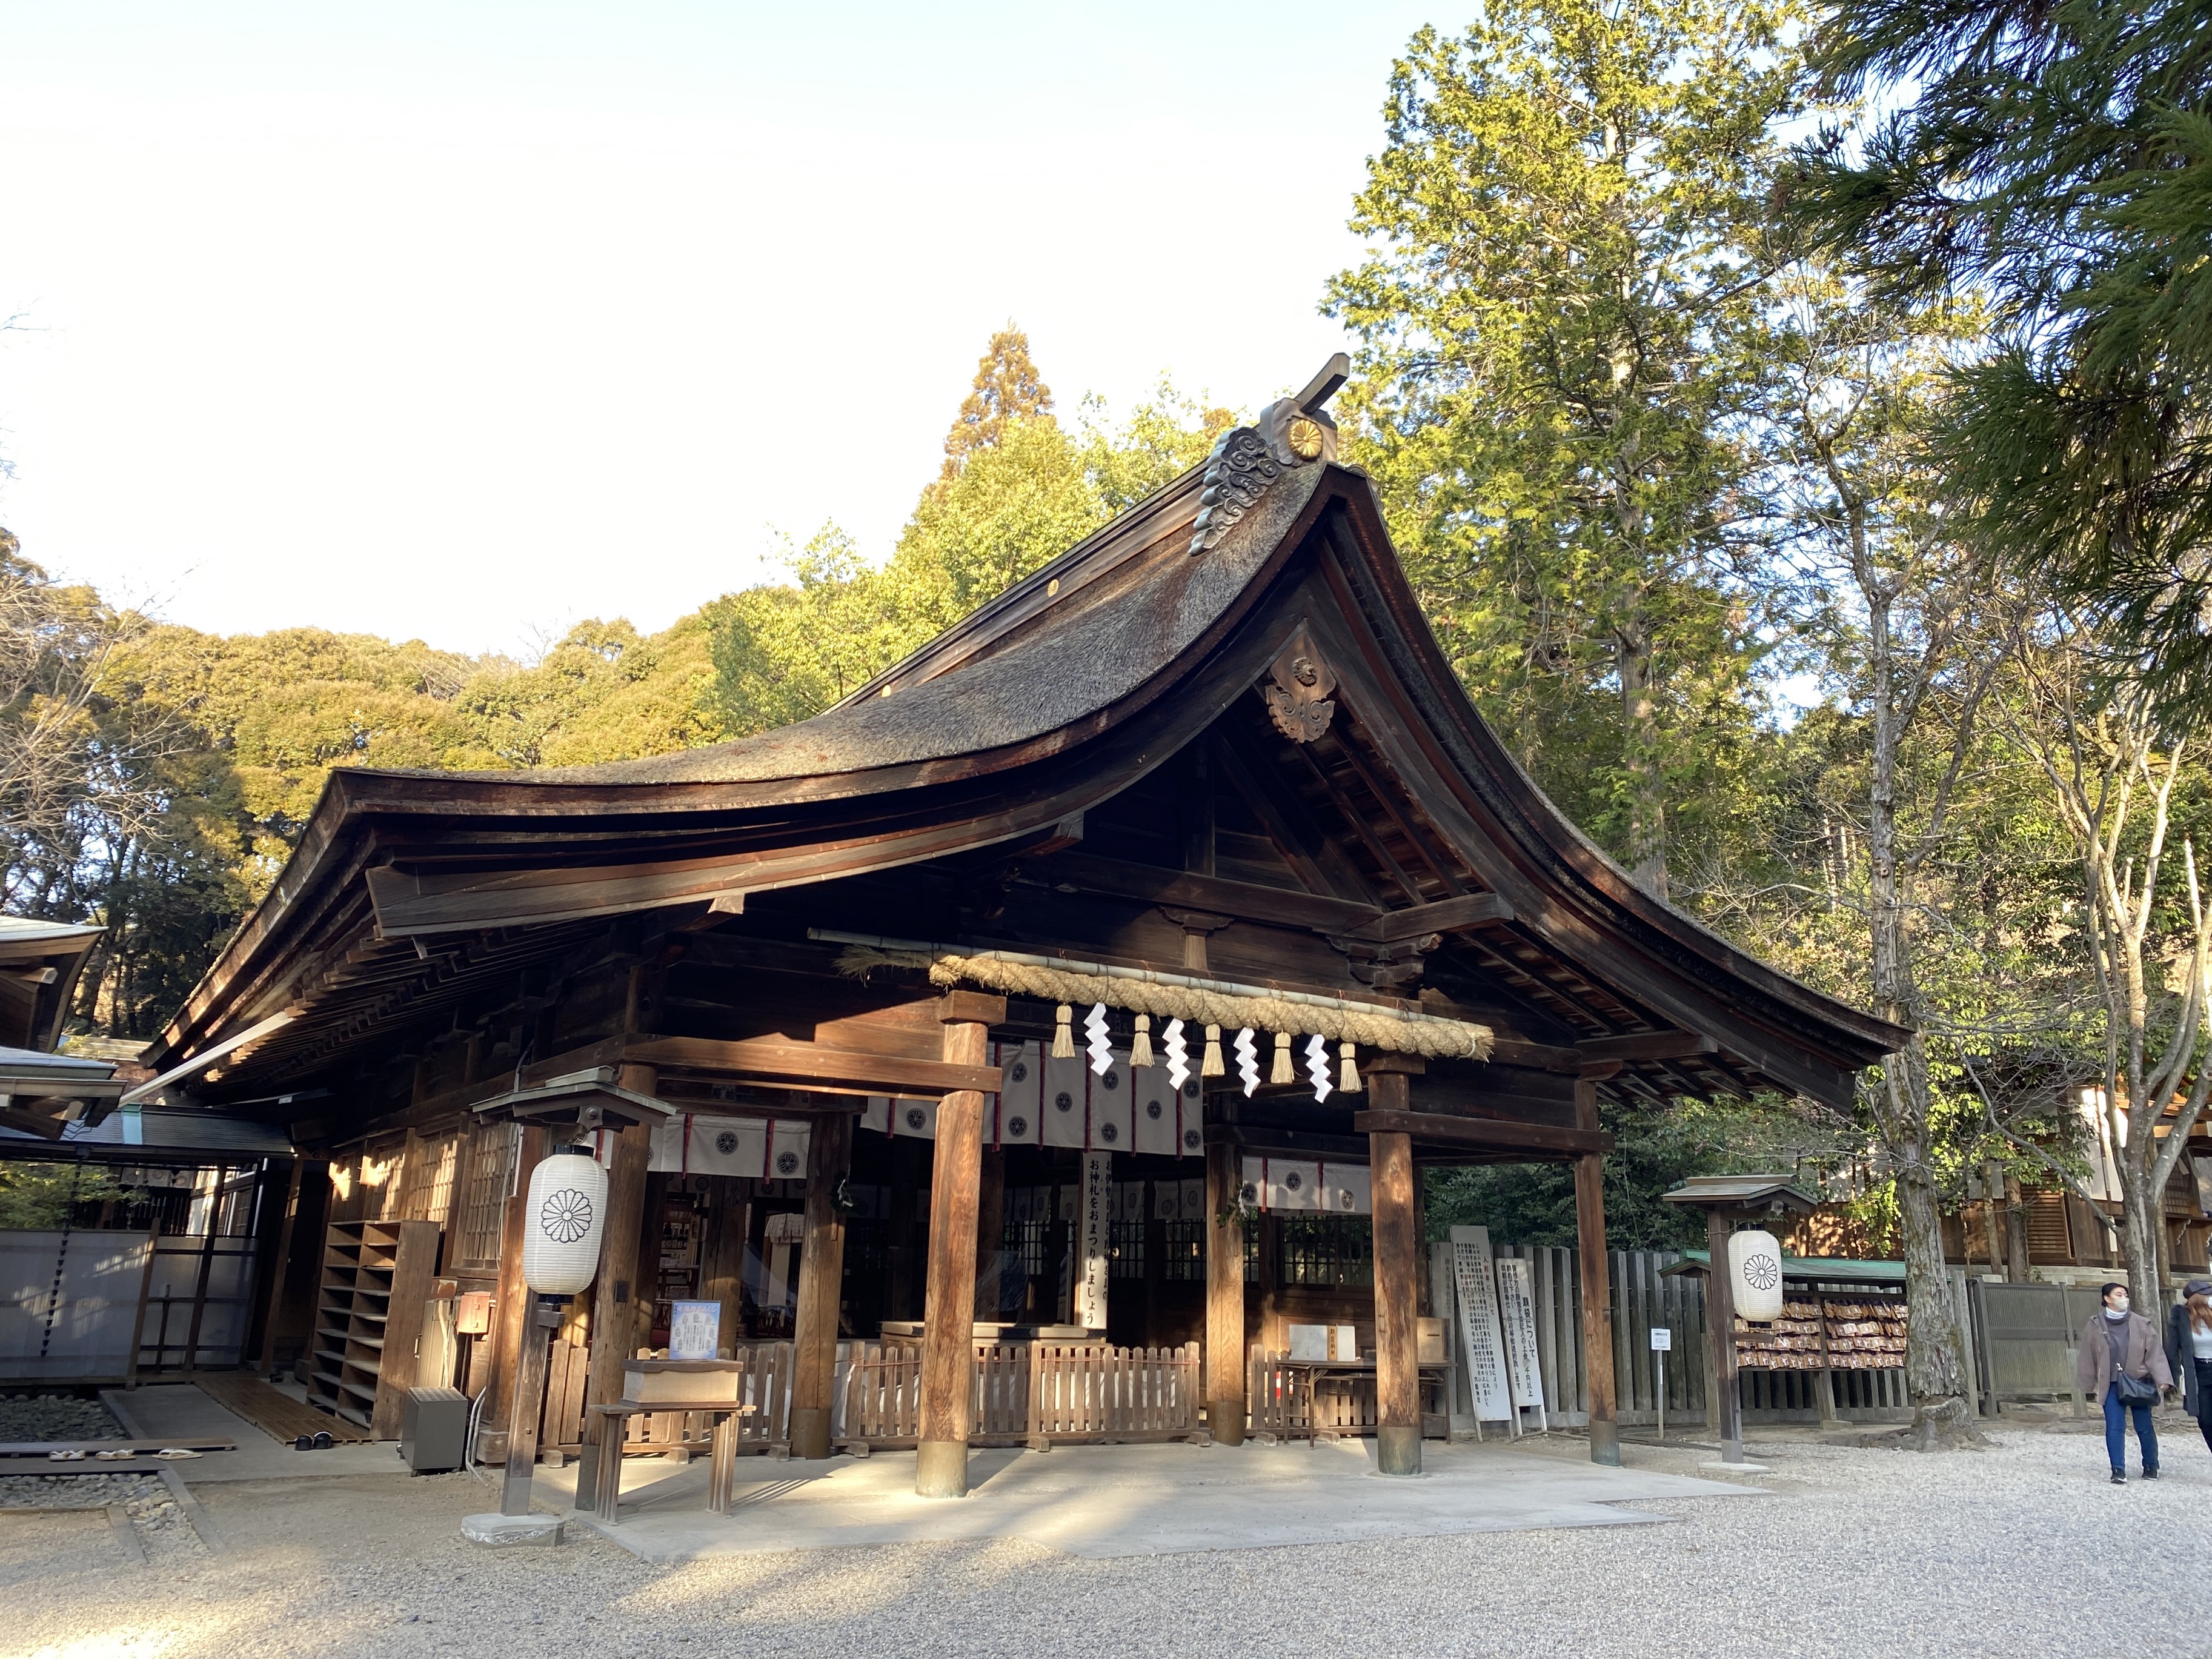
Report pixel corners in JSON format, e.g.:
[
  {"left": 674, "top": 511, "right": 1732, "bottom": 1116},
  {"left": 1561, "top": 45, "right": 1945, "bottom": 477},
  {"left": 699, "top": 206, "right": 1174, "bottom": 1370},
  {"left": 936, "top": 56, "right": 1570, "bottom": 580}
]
[
  {"left": 522, "top": 1150, "right": 609, "bottom": 1295},
  {"left": 1728, "top": 1228, "right": 1785, "bottom": 1323}
]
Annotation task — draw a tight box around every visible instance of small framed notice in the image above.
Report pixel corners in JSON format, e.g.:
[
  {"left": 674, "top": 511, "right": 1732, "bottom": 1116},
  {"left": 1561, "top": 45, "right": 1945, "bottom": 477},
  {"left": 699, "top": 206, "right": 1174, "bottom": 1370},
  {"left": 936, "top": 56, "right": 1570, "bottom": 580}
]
[
  {"left": 1650, "top": 1326, "right": 1673, "bottom": 1352},
  {"left": 669, "top": 1299, "right": 722, "bottom": 1361}
]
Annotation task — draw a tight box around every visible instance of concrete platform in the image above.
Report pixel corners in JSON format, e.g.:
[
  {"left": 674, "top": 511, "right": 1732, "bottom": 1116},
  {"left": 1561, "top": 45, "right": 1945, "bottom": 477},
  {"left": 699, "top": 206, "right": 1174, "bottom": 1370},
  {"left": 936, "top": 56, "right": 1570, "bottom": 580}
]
[
  {"left": 559, "top": 1437, "right": 1764, "bottom": 1565},
  {"left": 100, "top": 1384, "right": 410, "bottom": 1483}
]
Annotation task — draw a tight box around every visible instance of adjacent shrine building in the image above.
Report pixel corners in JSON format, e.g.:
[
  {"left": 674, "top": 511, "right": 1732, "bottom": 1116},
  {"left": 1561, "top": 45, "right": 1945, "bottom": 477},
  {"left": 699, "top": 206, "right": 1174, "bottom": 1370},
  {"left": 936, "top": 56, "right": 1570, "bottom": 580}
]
[{"left": 134, "top": 359, "right": 1906, "bottom": 1491}]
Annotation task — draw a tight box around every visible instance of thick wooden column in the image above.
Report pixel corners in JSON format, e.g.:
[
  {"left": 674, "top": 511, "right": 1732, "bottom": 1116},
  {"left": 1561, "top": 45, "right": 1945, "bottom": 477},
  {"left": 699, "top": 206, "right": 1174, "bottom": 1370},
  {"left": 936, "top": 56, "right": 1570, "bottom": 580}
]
[
  {"left": 1367, "top": 1060, "right": 1422, "bottom": 1476},
  {"left": 485, "top": 1125, "right": 549, "bottom": 1462},
  {"left": 975, "top": 1147, "right": 1006, "bottom": 1323},
  {"left": 1204, "top": 1137, "right": 1245, "bottom": 1445},
  {"left": 1575, "top": 1154, "right": 1620, "bottom": 1465},
  {"left": 916, "top": 991, "right": 1004, "bottom": 1498},
  {"left": 1707, "top": 1208, "right": 1744, "bottom": 1463},
  {"left": 789, "top": 1110, "right": 854, "bottom": 1459},
  {"left": 571, "top": 1066, "right": 657, "bottom": 1512},
  {"left": 499, "top": 1297, "right": 554, "bottom": 1515},
  {"left": 699, "top": 1179, "right": 748, "bottom": 1352},
  {"left": 1574, "top": 1068, "right": 1620, "bottom": 1466}
]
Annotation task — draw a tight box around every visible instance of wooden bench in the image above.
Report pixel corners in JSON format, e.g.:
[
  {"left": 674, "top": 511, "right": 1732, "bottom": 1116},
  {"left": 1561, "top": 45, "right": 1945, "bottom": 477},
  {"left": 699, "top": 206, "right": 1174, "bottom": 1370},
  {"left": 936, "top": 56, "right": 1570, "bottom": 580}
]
[{"left": 585, "top": 1401, "right": 752, "bottom": 1523}]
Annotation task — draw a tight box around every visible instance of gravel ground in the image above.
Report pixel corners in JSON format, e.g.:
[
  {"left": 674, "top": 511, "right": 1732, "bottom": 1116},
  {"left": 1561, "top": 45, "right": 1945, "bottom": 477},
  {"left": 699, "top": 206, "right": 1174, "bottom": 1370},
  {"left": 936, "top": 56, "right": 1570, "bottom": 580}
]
[
  {"left": 6, "top": 1422, "right": 2212, "bottom": 1659},
  {"left": 0, "top": 1391, "right": 123, "bottom": 1443}
]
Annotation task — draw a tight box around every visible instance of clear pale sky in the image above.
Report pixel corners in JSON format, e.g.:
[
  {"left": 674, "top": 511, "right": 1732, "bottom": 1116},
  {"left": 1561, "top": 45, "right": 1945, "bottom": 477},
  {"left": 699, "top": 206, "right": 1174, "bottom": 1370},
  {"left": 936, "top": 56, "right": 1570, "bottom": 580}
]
[{"left": 0, "top": 3, "right": 1442, "bottom": 654}]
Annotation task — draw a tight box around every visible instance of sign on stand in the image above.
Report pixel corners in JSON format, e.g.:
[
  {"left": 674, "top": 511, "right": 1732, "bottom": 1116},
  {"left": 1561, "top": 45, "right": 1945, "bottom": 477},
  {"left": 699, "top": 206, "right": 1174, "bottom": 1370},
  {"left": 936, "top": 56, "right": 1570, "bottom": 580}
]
[
  {"left": 1076, "top": 1151, "right": 1112, "bottom": 1329},
  {"left": 1494, "top": 1255, "right": 1548, "bottom": 1431},
  {"left": 1449, "top": 1226, "right": 1514, "bottom": 1432},
  {"left": 1650, "top": 1325, "right": 1672, "bottom": 1440}
]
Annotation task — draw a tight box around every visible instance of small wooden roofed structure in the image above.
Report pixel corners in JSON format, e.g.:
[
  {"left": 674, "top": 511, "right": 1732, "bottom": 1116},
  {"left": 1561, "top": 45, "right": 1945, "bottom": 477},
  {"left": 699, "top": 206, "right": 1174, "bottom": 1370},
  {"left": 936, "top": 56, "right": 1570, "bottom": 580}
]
[
  {"left": 0, "top": 916, "right": 103, "bottom": 1055},
  {"left": 138, "top": 359, "right": 1905, "bottom": 1488}
]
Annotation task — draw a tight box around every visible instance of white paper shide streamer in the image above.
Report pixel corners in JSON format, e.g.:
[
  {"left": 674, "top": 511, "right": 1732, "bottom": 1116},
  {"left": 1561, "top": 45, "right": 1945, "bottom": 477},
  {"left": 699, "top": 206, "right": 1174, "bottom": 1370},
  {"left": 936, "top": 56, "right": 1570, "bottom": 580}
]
[
  {"left": 1304, "top": 1034, "right": 1333, "bottom": 1102},
  {"left": 1084, "top": 1002, "right": 1113, "bottom": 1076},
  {"left": 1163, "top": 1019, "right": 1189, "bottom": 1091},
  {"left": 522, "top": 1149, "right": 609, "bottom": 1295},
  {"left": 1234, "top": 1027, "right": 1260, "bottom": 1097}
]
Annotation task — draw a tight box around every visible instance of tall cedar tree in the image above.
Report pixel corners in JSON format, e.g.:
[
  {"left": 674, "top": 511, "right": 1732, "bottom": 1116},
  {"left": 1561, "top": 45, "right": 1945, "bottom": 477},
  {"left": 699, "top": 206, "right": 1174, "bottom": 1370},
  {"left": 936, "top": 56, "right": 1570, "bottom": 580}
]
[
  {"left": 1789, "top": 0, "right": 2212, "bottom": 726},
  {"left": 1326, "top": 0, "right": 1802, "bottom": 900},
  {"left": 940, "top": 327, "right": 1055, "bottom": 479}
]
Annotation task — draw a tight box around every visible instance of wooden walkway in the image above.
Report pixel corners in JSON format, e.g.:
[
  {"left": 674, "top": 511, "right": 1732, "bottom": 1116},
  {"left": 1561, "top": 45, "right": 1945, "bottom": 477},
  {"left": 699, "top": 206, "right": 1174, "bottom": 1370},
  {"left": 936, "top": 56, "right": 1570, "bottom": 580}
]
[{"left": 191, "top": 1373, "right": 370, "bottom": 1443}]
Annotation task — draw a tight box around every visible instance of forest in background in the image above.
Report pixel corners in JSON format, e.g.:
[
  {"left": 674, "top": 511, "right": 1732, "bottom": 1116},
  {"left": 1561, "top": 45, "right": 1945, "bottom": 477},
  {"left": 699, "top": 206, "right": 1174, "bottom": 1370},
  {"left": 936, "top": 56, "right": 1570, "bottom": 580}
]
[{"left": 6, "top": 0, "right": 2210, "bottom": 1409}]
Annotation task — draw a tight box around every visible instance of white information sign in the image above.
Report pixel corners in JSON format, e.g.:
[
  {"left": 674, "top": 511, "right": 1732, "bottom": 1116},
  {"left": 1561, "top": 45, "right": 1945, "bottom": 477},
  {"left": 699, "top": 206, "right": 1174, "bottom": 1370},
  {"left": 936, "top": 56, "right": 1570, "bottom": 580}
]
[
  {"left": 1075, "top": 1151, "right": 1112, "bottom": 1329},
  {"left": 1493, "top": 1254, "right": 1547, "bottom": 1425},
  {"left": 1449, "top": 1225, "right": 1513, "bottom": 1425},
  {"left": 668, "top": 1299, "right": 720, "bottom": 1361},
  {"left": 1649, "top": 1326, "right": 1673, "bottom": 1352}
]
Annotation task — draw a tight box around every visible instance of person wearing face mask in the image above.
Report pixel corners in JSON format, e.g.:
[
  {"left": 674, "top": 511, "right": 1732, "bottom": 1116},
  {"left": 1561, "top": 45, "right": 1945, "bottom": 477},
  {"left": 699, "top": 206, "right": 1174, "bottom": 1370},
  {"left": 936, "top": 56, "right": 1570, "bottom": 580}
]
[
  {"left": 2079, "top": 1282, "right": 2171, "bottom": 1483},
  {"left": 2165, "top": 1278, "right": 2212, "bottom": 1454}
]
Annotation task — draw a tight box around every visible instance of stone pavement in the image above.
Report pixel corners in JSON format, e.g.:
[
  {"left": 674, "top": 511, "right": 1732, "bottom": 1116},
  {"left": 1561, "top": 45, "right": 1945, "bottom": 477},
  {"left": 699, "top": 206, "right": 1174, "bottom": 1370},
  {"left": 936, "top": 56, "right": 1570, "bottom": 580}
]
[
  {"left": 548, "top": 1435, "right": 1762, "bottom": 1564},
  {"left": 101, "top": 1383, "right": 406, "bottom": 1482}
]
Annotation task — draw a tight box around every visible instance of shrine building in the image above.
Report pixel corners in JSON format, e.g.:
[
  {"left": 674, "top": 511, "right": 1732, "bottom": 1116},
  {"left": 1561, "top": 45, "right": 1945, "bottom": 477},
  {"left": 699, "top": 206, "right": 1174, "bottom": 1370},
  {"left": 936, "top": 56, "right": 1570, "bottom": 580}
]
[{"left": 131, "top": 357, "right": 1904, "bottom": 1495}]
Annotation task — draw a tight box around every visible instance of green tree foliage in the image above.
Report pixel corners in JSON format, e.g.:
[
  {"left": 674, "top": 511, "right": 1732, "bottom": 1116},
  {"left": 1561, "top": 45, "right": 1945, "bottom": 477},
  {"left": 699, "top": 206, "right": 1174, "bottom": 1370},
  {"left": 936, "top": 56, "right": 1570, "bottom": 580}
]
[
  {"left": 1326, "top": 0, "right": 1805, "bottom": 899},
  {"left": 938, "top": 325, "right": 1055, "bottom": 479},
  {"left": 1790, "top": 0, "right": 2212, "bottom": 725},
  {"left": 706, "top": 354, "right": 1234, "bottom": 732},
  {"left": 0, "top": 1160, "right": 128, "bottom": 1230}
]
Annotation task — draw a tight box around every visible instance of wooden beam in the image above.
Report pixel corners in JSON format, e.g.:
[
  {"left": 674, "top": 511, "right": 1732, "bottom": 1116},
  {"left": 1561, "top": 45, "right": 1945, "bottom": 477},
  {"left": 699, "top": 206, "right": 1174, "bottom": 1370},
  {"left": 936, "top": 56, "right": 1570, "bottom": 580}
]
[
  {"left": 1343, "top": 892, "right": 1514, "bottom": 945},
  {"left": 623, "top": 1036, "right": 1000, "bottom": 1097},
  {"left": 0, "top": 1105, "right": 66, "bottom": 1140},
  {"left": 1037, "top": 852, "right": 1379, "bottom": 933},
  {"left": 1350, "top": 1109, "right": 1612, "bottom": 1157},
  {"left": 1486, "top": 1037, "right": 1586, "bottom": 1072},
  {"left": 1576, "top": 1031, "right": 1718, "bottom": 1064}
]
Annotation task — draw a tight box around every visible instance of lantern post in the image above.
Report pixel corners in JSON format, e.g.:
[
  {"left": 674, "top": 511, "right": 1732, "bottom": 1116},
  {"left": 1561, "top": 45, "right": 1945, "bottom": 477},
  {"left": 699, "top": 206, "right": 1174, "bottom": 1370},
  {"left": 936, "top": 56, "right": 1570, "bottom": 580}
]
[
  {"left": 460, "top": 1076, "right": 673, "bottom": 1547},
  {"left": 1660, "top": 1175, "right": 1819, "bottom": 1471}
]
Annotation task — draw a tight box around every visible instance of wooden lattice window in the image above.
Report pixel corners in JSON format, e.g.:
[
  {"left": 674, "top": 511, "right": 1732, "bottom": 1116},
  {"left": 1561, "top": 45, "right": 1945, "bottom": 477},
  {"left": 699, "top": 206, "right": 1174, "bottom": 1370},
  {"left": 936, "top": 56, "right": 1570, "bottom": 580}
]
[
  {"left": 402, "top": 1133, "right": 460, "bottom": 1227},
  {"left": 1160, "top": 1218, "right": 1206, "bottom": 1282},
  {"left": 2026, "top": 1191, "right": 2072, "bottom": 1261},
  {"left": 451, "top": 1121, "right": 519, "bottom": 1269},
  {"left": 1280, "top": 1215, "right": 1372, "bottom": 1288}
]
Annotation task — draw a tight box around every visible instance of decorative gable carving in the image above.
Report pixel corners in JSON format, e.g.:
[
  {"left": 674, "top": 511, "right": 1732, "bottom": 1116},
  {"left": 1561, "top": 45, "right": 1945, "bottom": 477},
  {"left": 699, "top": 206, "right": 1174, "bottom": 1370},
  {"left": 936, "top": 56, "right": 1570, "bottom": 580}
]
[{"left": 1264, "top": 636, "right": 1337, "bottom": 743}]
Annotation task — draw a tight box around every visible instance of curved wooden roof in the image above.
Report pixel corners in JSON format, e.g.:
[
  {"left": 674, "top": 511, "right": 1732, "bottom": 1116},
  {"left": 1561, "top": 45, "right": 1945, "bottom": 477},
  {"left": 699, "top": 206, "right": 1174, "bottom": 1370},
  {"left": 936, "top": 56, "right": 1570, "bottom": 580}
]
[{"left": 147, "top": 407, "right": 1906, "bottom": 1110}]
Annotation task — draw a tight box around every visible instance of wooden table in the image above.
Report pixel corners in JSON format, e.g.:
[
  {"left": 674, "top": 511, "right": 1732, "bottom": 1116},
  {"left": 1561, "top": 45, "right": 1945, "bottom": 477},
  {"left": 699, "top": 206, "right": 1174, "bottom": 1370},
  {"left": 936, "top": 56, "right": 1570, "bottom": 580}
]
[{"left": 585, "top": 1401, "right": 752, "bottom": 1523}]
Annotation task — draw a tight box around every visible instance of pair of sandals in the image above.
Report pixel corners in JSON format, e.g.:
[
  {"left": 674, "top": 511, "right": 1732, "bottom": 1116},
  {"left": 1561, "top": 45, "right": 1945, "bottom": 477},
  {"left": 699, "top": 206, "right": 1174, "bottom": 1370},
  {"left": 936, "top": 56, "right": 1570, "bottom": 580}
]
[{"left": 291, "top": 1431, "right": 336, "bottom": 1451}]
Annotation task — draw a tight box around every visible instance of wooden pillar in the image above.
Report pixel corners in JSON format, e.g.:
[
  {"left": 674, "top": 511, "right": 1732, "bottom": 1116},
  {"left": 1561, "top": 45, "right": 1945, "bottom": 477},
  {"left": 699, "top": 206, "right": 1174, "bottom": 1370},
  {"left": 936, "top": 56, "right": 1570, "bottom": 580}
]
[
  {"left": 975, "top": 1147, "right": 1006, "bottom": 1323},
  {"left": 255, "top": 1157, "right": 307, "bottom": 1375},
  {"left": 1367, "top": 1059, "right": 1422, "bottom": 1475},
  {"left": 1204, "top": 1136, "right": 1245, "bottom": 1445},
  {"left": 916, "top": 992, "right": 1003, "bottom": 1498},
  {"left": 1574, "top": 1068, "right": 1619, "bottom": 1466},
  {"left": 499, "top": 1295, "right": 554, "bottom": 1515},
  {"left": 485, "top": 1125, "right": 549, "bottom": 1461},
  {"left": 572, "top": 1068, "right": 657, "bottom": 1512},
  {"left": 789, "top": 1111, "right": 854, "bottom": 1459},
  {"left": 1707, "top": 1209, "right": 1744, "bottom": 1463},
  {"left": 699, "top": 1179, "right": 748, "bottom": 1353}
]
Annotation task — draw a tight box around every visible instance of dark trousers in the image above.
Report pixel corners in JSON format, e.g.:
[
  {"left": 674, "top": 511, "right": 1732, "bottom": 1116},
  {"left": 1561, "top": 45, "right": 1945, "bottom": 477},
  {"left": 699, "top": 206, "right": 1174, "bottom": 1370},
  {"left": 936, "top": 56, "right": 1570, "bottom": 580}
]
[
  {"left": 2196, "top": 1359, "right": 2212, "bottom": 1452},
  {"left": 2104, "top": 1385, "right": 2158, "bottom": 1474}
]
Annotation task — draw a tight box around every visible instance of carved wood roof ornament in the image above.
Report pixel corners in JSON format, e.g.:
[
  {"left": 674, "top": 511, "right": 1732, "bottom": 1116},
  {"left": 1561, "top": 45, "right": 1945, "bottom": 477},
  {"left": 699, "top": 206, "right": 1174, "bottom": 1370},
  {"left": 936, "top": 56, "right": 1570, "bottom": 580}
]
[
  {"left": 1264, "top": 633, "right": 1337, "bottom": 743},
  {"left": 1188, "top": 353, "right": 1349, "bottom": 556}
]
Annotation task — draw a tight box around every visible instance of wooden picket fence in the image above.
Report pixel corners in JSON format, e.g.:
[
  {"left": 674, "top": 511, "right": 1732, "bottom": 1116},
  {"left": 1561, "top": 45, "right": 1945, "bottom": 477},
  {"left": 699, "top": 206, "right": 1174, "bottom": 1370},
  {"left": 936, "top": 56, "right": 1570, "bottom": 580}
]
[
  {"left": 1246, "top": 1351, "right": 1383, "bottom": 1437},
  {"left": 1029, "top": 1341, "right": 1200, "bottom": 1440},
  {"left": 832, "top": 1338, "right": 1200, "bottom": 1447}
]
